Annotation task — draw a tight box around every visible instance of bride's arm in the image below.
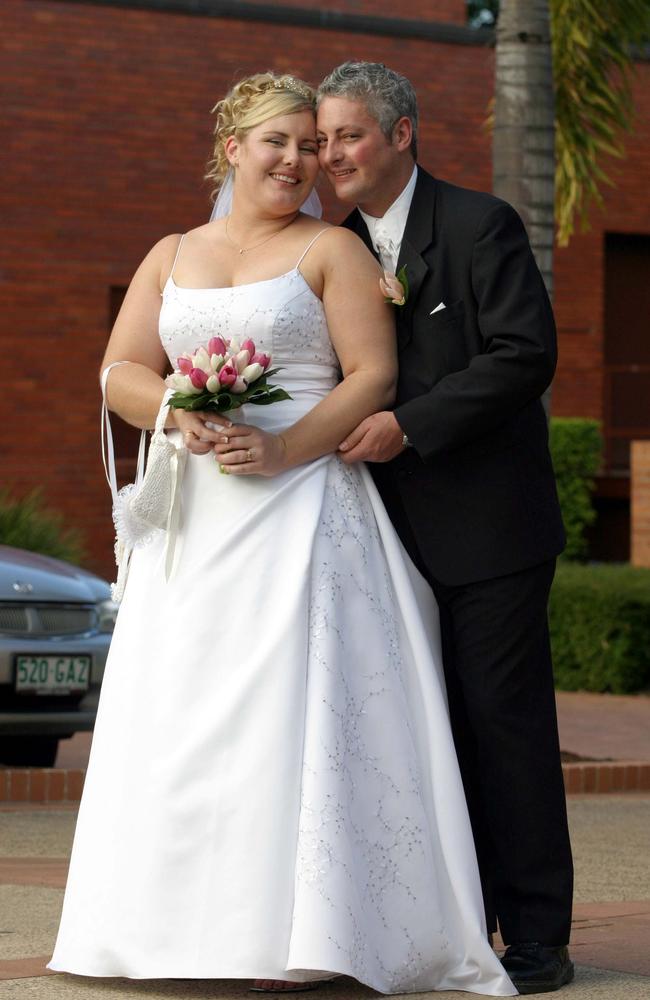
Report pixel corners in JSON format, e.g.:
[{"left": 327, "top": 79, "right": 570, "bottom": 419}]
[
  {"left": 216, "top": 228, "right": 397, "bottom": 474},
  {"left": 100, "top": 235, "right": 218, "bottom": 452}
]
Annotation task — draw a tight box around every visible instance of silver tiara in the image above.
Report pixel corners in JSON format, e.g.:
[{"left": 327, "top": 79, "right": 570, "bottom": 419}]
[{"left": 270, "top": 76, "right": 313, "bottom": 102}]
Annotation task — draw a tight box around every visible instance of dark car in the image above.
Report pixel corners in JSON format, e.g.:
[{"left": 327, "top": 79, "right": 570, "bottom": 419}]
[{"left": 0, "top": 545, "right": 116, "bottom": 767}]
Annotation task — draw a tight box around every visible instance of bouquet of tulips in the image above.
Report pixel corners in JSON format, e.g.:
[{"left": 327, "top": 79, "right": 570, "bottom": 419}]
[{"left": 165, "top": 336, "right": 291, "bottom": 413}]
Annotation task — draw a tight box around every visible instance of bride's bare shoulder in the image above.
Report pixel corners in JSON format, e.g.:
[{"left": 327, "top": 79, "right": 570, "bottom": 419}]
[
  {"left": 143, "top": 225, "right": 224, "bottom": 286},
  {"left": 309, "top": 224, "right": 379, "bottom": 273},
  {"left": 303, "top": 222, "right": 364, "bottom": 252}
]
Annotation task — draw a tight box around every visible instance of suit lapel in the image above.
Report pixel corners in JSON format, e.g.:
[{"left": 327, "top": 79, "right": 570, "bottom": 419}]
[
  {"left": 342, "top": 171, "right": 437, "bottom": 348},
  {"left": 341, "top": 208, "right": 379, "bottom": 262},
  {"left": 395, "top": 169, "right": 437, "bottom": 347}
]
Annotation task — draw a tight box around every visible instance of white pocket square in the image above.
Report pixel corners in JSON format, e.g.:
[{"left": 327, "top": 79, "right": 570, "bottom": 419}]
[{"left": 430, "top": 301, "right": 446, "bottom": 315}]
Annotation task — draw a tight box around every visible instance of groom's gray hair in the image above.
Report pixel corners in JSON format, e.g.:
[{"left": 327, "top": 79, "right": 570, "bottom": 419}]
[{"left": 317, "top": 61, "right": 419, "bottom": 160}]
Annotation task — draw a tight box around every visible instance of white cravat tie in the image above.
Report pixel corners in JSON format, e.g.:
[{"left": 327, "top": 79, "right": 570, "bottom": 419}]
[{"left": 374, "top": 228, "right": 398, "bottom": 273}]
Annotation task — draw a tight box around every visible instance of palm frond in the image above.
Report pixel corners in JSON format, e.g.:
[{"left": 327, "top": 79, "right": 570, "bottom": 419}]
[{"left": 552, "top": 0, "right": 650, "bottom": 245}]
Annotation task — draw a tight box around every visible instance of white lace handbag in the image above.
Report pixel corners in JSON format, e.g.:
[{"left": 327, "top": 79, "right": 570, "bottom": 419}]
[{"left": 101, "top": 363, "right": 187, "bottom": 602}]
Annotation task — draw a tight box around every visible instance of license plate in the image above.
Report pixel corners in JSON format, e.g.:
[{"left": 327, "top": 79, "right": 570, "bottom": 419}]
[{"left": 14, "top": 655, "right": 91, "bottom": 694}]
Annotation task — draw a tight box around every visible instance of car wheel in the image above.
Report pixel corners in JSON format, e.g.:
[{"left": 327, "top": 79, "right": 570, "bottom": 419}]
[{"left": 0, "top": 736, "right": 60, "bottom": 767}]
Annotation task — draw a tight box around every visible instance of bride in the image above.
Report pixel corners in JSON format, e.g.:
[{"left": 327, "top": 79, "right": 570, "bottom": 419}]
[{"left": 48, "top": 72, "right": 514, "bottom": 996}]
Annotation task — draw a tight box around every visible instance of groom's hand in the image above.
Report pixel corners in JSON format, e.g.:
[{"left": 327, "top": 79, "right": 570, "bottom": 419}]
[{"left": 339, "top": 412, "right": 406, "bottom": 464}]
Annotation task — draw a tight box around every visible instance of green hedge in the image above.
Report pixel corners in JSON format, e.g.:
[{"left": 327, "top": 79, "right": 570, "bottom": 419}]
[
  {"left": 0, "top": 487, "right": 85, "bottom": 565},
  {"left": 550, "top": 562, "right": 650, "bottom": 692},
  {"left": 549, "top": 417, "right": 602, "bottom": 560}
]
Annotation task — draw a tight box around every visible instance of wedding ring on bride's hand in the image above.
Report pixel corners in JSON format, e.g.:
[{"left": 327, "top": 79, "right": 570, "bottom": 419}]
[{"left": 247, "top": 449, "right": 254, "bottom": 463}]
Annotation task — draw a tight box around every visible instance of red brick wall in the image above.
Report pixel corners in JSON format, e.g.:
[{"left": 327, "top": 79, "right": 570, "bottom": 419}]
[
  {"left": 2, "top": 2, "right": 649, "bottom": 577},
  {"left": 553, "top": 66, "right": 650, "bottom": 425},
  {"left": 1, "top": 1, "right": 491, "bottom": 577}
]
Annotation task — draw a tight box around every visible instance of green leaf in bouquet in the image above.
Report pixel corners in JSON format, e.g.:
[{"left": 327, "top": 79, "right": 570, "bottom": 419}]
[
  {"left": 169, "top": 391, "right": 213, "bottom": 411},
  {"left": 249, "top": 387, "right": 292, "bottom": 405},
  {"left": 207, "top": 393, "right": 236, "bottom": 411}
]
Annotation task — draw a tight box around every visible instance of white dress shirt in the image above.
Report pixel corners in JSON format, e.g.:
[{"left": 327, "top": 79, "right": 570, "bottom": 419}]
[{"left": 359, "top": 165, "right": 418, "bottom": 273}]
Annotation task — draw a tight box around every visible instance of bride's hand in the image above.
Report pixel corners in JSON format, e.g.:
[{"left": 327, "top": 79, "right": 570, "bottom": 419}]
[
  {"left": 213, "top": 424, "right": 288, "bottom": 477},
  {"left": 171, "top": 409, "right": 230, "bottom": 456}
]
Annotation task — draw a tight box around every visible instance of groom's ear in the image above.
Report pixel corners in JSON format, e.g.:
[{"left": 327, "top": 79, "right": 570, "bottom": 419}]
[{"left": 392, "top": 117, "right": 413, "bottom": 153}]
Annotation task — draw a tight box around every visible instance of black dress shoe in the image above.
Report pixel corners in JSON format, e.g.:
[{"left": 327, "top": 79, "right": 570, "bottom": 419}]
[{"left": 501, "top": 943, "right": 574, "bottom": 994}]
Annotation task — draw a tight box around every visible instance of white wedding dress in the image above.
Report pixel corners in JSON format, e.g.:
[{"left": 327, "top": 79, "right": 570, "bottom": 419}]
[{"left": 49, "top": 234, "right": 515, "bottom": 995}]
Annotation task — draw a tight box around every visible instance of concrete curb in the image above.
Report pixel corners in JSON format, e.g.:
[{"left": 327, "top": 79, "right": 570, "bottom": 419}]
[{"left": 2, "top": 760, "right": 650, "bottom": 803}]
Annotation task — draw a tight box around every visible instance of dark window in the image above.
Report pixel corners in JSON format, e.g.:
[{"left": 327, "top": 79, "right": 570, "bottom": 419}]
[{"left": 603, "top": 233, "right": 650, "bottom": 473}]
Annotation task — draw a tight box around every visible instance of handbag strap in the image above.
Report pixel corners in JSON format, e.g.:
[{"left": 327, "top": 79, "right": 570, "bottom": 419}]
[
  {"left": 153, "top": 387, "right": 175, "bottom": 436},
  {"left": 100, "top": 364, "right": 173, "bottom": 504}
]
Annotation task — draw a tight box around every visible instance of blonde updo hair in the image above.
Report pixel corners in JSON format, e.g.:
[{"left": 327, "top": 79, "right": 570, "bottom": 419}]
[{"left": 206, "top": 72, "right": 316, "bottom": 197}]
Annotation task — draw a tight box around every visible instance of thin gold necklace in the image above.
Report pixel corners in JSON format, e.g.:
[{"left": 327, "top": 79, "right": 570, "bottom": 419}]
[{"left": 224, "top": 214, "right": 298, "bottom": 255}]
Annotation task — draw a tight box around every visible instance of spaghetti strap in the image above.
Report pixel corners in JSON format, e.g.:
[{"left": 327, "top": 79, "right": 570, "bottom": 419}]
[
  {"left": 169, "top": 234, "right": 185, "bottom": 283},
  {"left": 295, "top": 228, "right": 329, "bottom": 270}
]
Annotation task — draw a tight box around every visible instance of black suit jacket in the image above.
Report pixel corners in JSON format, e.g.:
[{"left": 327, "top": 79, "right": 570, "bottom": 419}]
[{"left": 343, "top": 167, "right": 565, "bottom": 586}]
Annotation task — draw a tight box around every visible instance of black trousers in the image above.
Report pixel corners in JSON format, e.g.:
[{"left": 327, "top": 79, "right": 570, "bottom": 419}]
[{"left": 374, "top": 472, "right": 574, "bottom": 944}]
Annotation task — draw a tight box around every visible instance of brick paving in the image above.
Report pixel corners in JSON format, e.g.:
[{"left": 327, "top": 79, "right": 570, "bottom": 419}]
[
  {"left": 0, "top": 796, "right": 648, "bottom": 995},
  {"left": 555, "top": 691, "right": 650, "bottom": 761},
  {"left": 1, "top": 693, "right": 648, "bottom": 995}
]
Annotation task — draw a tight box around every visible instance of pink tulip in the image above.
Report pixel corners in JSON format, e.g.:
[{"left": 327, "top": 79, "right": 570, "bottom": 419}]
[
  {"left": 218, "top": 364, "right": 237, "bottom": 388},
  {"left": 231, "top": 376, "right": 247, "bottom": 394},
  {"left": 379, "top": 271, "right": 406, "bottom": 306},
  {"left": 252, "top": 352, "right": 271, "bottom": 370},
  {"left": 189, "top": 367, "right": 208, "bottom": 390},
  {"left": 208, "top": 336, "right": 227, "bottom": 357},
  {"left": 241, "top": 338, "right": 256, "bottom": 357},
  {"left": 177, "top": 356, "right": 192, "bottom": 375}
]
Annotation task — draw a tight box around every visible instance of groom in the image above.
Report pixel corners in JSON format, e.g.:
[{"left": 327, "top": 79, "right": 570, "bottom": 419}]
[{"left": 317, "top": 62, "right": 574, "bottom": 994}]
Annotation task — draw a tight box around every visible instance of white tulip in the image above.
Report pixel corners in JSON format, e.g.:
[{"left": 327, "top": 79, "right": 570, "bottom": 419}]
[
  {"left": 231, "top": 376, "right": 247, "bottom": 394},
  {"left": 234, "top": 349, "right": 251, "bottom": 374},
  {"left": 192, "top": 347, "right": 212, "bottom": 373},
  {"left": 166, "top": 373, "right": 194, "bottom": 392},
  {"left": 241, "top": 362, "right": 264, "bottom": 383},
  {"left": 206, "top": 374, "right": 220, "bottom": 393},
  {"left": 210, "top": 353, "right": 225, "bottom": 372}
]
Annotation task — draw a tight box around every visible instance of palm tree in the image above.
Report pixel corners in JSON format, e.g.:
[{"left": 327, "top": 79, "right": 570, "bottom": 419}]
[
  {"left": 490, "top": 0, "right": 650, "bottom": 267},
  {"left": 492, "top": 1, "right": 555, "bottom": 297}
]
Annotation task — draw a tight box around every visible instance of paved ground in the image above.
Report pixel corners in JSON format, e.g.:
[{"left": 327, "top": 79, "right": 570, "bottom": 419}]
[
  {"left": 555, "top": 691, "right": 650, "bottom": 761},
  {"left": 0, "top": 794, "right": 648, "bottom": 997},
  {"left": 2, "top": 691, "right": 647, "bottom": 996}
]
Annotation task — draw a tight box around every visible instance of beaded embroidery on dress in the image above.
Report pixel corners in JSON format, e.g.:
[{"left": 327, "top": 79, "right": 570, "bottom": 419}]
[{"left": 49, "top": 238, "right": 515, "bottom": 995}]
